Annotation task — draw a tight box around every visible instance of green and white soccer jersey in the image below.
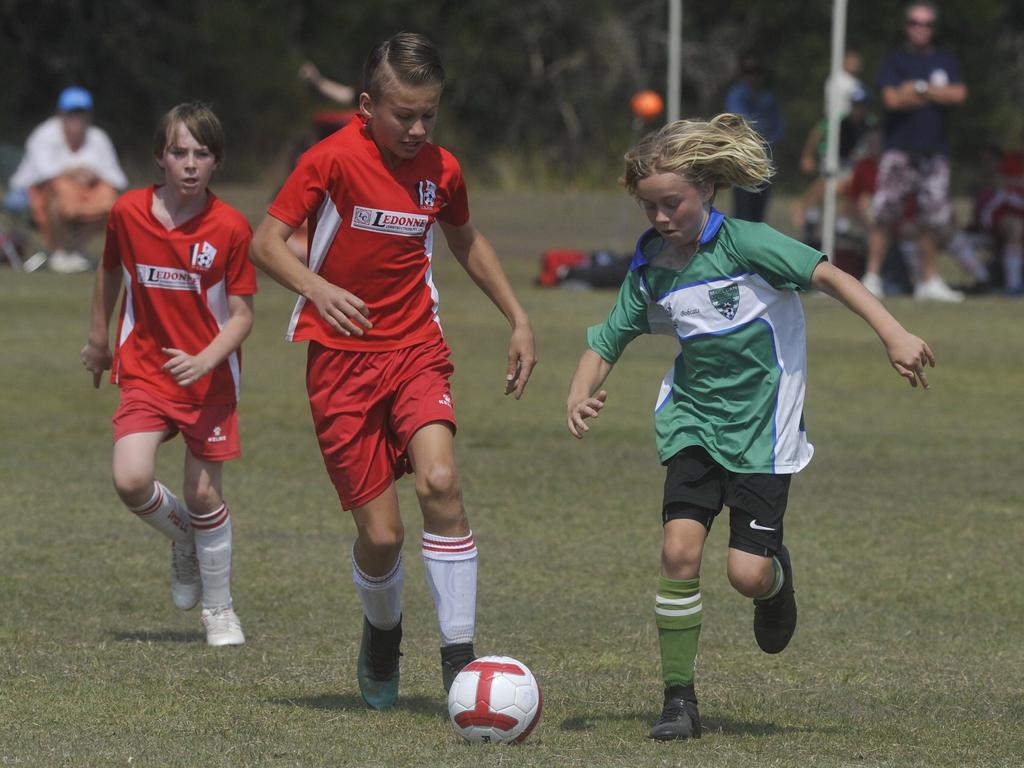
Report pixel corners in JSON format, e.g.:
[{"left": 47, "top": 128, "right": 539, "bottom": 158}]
[{"left": 588, "top": 211, "right": 825, "bottom": 474}]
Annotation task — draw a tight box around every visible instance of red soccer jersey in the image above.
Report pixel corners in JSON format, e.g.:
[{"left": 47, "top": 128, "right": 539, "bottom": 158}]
[
  {"left": 268, "top": 114, "right": 470, "bottom": 351},
  {"left": 103, "top": 186, "right": 258, "bottom": 405}
]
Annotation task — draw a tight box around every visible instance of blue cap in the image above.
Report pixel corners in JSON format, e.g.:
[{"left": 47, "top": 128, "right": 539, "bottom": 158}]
[{"left": 58, "top": 87, "right": 93, "bottom": 112}]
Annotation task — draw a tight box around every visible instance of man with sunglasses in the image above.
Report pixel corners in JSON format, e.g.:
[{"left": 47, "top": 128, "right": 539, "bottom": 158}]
[{"left": 860, "top": 1, "right": 967, "bottom": 302}]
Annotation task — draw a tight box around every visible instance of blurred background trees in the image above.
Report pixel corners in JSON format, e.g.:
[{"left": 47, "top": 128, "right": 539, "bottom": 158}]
[{"left": 1, "top": 0, "right": 1021, "bottom": 188}]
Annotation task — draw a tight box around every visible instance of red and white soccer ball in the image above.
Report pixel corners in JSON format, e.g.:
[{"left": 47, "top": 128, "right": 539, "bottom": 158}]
[{"left": 447, "top": 656, "right": 542, "bottom": 745}]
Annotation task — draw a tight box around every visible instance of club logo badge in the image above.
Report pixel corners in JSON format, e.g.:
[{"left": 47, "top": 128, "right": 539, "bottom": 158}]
[{"left": 708, "top": 284, "right": 740, "bottom": 320}]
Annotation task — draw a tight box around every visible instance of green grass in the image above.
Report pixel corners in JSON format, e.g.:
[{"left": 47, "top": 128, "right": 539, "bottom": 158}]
[{"left": 1, "top": 188, "right": 1023, "bottom": 766}]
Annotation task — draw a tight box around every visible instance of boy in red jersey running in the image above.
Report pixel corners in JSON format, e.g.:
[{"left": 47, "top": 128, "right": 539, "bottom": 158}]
[
  {"left": 251, "top": 32, "right": 536, "bottom": 709},
  {"left": 80, "top": 103, "right": 257, "bottom": 646}
]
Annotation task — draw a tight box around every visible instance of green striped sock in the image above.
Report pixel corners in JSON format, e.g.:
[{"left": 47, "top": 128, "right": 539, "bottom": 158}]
[{"left": 655, "top": 576, "right": 702, "bottom": 687}]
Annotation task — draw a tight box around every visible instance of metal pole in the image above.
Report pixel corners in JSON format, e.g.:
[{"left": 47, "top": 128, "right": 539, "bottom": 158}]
[
  {"left": 821, "top": 0, "right": 848, "bottom": 260},
  {"left": 668, "top": 0, "right": 682, "bottom": 122}
]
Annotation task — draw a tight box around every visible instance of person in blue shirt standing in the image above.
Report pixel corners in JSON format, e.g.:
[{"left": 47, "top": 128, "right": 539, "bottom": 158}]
[
  {"left": 723, "top": 51, "right": 784, "bottom": 222},
  {"left": 860, "top": 1, "right": 967, "bottom": 302}
]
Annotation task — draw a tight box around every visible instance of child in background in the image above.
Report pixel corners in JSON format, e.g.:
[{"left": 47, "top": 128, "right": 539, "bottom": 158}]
[{"left": 80, "top": 102, "right": 257, "bottom": 646}]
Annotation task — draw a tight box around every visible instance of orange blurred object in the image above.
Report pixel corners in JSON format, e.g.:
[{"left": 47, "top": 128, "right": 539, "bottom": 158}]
[{"left": 630, "top": 90, "right": 664, "bottom": 121}]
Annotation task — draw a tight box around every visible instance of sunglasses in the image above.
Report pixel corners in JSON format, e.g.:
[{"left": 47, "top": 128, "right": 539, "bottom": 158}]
[{"left": 906, "top": 18, "right": 935, "bottom": 27}]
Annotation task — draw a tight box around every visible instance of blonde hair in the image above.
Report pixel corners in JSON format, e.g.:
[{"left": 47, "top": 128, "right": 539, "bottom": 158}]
[{"left": 622, "top": 113, "right": 774, "bottom": 196}]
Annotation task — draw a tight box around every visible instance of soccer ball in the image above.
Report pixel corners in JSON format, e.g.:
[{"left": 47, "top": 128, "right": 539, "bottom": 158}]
[{"left": 447, "top": 656, "right": 542, "bottom": 745}]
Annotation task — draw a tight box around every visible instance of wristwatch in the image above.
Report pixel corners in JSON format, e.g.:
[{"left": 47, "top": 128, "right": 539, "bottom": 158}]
[{"left": 914, "top": 79, "right": 928, "bottom": 95}]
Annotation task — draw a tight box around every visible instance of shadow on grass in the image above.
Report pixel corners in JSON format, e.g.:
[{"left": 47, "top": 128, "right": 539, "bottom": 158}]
[
  {"left": 561, "top": 712, "right": 813, "bottom": 737},
  {"left": 110, "top": 629, "right": 204, "bottom": 643},
  {"left": 268, "top": 693, "right": 448, "bottom": 718}
]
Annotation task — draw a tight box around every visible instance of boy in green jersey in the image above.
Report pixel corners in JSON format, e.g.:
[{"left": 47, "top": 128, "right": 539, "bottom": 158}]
[{"left": 566, "top": 113, "right": 934, "bottom": 742}]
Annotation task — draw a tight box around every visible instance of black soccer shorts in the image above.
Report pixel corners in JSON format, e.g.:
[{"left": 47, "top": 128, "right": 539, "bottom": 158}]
[{"left": 662, "top": 445, "right": 791, "bottom": 557}]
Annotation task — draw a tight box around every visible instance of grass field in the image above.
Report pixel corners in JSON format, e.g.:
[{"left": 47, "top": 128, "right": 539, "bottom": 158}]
[{"left": 1, "top": 187, "right": 1023, "bottom": 767}]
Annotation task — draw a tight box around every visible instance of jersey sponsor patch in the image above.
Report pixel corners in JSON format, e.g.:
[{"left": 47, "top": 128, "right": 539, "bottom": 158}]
[
  {"left": 135, "top": 264, "right": 201, "bottom": 293},
  {"left": 190, "top": 240, "right": 218, "bottom": 270},
  {"left": 351, "top": 205, "right": 428, "bottom": 237}
]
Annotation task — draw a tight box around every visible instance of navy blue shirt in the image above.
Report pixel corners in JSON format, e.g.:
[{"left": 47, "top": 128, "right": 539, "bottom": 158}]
[
  {"left": 877, "top": 47, "right": 963, "bottom": 154},
  {"left": 724, "top": 82, "right": 785, "bottom": 146}
]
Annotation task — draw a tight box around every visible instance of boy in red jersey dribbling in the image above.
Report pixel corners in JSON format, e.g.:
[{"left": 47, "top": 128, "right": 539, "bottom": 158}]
[
  {"left": 251, "top": 32, "right": 536, "bottom": 709},
  {"left": 81, "top": 103, "right": 257, "bottom": 646}
]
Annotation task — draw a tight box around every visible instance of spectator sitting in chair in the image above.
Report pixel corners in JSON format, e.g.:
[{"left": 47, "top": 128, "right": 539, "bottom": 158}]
[{"left": 9, "top": 87, "right": 127, "bottom": 273}]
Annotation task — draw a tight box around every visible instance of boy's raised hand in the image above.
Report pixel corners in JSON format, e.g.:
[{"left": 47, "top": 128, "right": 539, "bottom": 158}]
[
  {"left": 567, "top": 390, "right": 608, "bottom": 438},
  {"left": 885, "top": 331, "right": 935, "bottom": 389}
]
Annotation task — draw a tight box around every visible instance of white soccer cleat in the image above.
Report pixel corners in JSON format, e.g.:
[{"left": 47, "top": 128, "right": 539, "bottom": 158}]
[
  {"left": 913, "top": 275, "right": 964, "bottom": 303},
  {"left": 170, "top": 541, "right": 202, "bottom": 610},
  {"left": 201, "top": 606, "right": 245, "bottom": 647}
]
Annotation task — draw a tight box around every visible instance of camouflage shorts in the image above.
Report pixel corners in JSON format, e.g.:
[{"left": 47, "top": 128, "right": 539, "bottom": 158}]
[{"left": 870, "top": 150, "right": 952, "bottom": 229}]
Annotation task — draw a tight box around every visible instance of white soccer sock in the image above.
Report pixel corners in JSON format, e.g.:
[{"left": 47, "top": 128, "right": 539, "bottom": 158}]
[
  {"left": 129, "top": 481, "right": 192, "bottom": 545},
  {"left": 1004, "top": 245, "right": 1023, "bottom": 292},
  {"left": 190, "top": 504, "right": 233, "bottom": 609},
  {"left": 421, "top": 530, "right": 477, "bottom": 646},
  {"left": 352, "top": 549, "right": 403, "bottom": 631}
]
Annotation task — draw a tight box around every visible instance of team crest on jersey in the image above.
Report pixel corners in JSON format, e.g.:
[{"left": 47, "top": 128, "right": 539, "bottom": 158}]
[
  {"left": 709, "top": 284, "right": 740, "bottom": 320},
  {"left": 417, "top": 179, "right": 438, "bottom": 209},
  {"left": 190, "top": 241, "right": 218, "bottom": 270}
]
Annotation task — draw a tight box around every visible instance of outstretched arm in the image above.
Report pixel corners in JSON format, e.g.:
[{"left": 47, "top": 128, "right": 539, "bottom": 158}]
[
  {"left": 439, "top": 220, "right": 536, "bottom": 398},
  {"left": 299, "top": 61, "right": 356, "bottom": 105},
  {"left": 566, "top": 349, "right": 615, "bottom": 438},
  {"left": 162, "top": 295, "right": 254, "bottom": 387},
  {"left": 80, "top": 265, "right": 123, "bottom": 388},
  {"left": 811, "top": 260, "right": 935, "bottom": 388},
  {"left": 251, "top": 214, "right": 371, "bottom": 337}
]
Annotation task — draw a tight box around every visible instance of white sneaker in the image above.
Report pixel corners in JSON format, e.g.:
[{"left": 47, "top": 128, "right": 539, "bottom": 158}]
[
  {"left": 913, "top": 276, "right": 964, "bottom": 303},
  {"left": 201, "top": 606, "right": 245, "bottom": 647},
  {"left": 170, "top": 540, "right": 201, "bottom": 610},
  {"left": 47, "top": 249, "right": 90, "bottom": 273},
  {"left": 860, "top": 272, "right": 884, "bottom": 298}
]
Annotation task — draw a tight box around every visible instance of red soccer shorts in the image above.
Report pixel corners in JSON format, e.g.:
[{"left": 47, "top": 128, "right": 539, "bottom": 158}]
[
  {"left": 306, "top": 335, "right": 457, "bottom": 510},
  {"left": 112, "top": 386, "right": 241, "bottom": 461}
]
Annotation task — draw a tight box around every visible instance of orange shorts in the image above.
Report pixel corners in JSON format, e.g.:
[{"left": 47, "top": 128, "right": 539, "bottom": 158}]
[
  {"left": 29, "top": 174, "right": 118, "bottom": 248},
  {"left": 306, "top": 335, "right": 457, "bottom": 510},
  {"left": 112, "top": 387, "right": 241, "bottom": 462}
]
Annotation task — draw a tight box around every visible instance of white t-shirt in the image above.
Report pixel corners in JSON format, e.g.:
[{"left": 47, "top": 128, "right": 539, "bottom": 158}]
[
  {"left": 824, "top": 70, "right": 863, "bottom": 116},
  {"left": 9, "top": 116, "right": 127, "bottom": 190}
]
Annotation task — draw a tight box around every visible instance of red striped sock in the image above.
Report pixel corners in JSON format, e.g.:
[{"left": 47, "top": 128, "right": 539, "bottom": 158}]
[{"left": 129, "top": 482, "right": 190, "bottom": 543}]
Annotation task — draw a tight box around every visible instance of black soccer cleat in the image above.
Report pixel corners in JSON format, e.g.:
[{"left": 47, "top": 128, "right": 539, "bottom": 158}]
[
  {"left": 648, "top": 684, "right": 702, "bottom": 741},
  {"left": 357, "top": 616, "right": 403, "bottom": 710},
  {"left": 441, "top": 642, "right": 476, "bottom": 694},
  {"left": 753, "top": 544, "right": 798, "bottom": 654}
]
